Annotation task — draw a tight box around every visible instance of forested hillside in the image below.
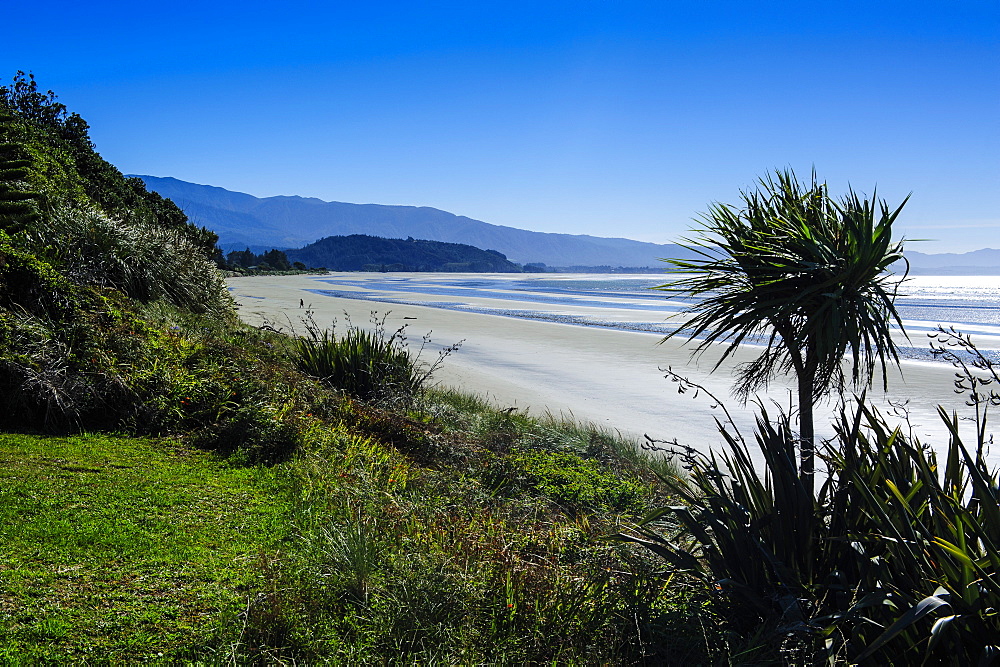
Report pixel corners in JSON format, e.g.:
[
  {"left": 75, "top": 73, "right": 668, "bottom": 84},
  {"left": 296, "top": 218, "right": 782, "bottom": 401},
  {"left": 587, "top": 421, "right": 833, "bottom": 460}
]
[
  {"left": 0, "top": 72, "right": 238, "bottom": 431},
  {"left": 2, "top": 77, "right": 215, "bottom": 251},
  {"left": 287, "top": 233, "right": 522, "bottom": 272}
]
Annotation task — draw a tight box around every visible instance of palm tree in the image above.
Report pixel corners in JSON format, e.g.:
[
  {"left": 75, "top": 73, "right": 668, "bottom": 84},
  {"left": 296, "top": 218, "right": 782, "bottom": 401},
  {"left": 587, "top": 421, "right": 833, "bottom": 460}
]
[{"left": 658, "top": 169, "right": 908, "bottom": 492}]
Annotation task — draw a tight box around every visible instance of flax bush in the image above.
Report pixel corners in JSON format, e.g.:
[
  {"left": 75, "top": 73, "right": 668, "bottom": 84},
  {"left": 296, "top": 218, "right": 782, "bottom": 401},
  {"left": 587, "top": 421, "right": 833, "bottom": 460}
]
[
  {"left": 620, "top": 328, "right": 1000, "bottom": 664},
  {"left": 293, "top": 312, "right": 459, "bottom": 405}
]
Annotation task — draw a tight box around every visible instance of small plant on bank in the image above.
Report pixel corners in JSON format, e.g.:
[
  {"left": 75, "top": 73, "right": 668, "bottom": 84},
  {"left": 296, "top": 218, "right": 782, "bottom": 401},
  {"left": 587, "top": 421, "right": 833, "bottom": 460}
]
[
  {"left": 488, "top": 447, "right": 651, "bottom": 513},
  {"left": 292, "top": 311, "right": 460, "bottom": 405},
  {"left": 308, "top": 511, "right": 384, "bottom": 603}
]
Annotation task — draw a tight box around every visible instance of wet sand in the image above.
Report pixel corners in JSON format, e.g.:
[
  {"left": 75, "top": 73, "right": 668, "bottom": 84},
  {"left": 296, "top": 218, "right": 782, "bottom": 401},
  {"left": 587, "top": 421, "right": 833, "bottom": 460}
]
[{"left": 228, "top": 273, "right": 990, "bottom": 461}]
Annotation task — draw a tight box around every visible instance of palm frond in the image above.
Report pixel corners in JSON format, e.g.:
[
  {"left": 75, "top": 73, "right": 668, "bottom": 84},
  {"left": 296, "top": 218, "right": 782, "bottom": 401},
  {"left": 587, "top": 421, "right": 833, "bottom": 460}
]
[{"left": 658, "top": 168, "right": 909, "bottom": 400}]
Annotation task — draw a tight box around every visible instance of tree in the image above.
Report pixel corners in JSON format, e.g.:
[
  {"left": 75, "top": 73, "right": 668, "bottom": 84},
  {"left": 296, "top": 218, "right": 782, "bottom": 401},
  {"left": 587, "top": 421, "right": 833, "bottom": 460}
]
[
  {"left": 0, "top": 71, "right": 67, "bottom": 129},
  {"left": 0, "top": 108, "right": 41, "bottom": 234},
  {"left": 262, "top": 249, "right": 291, "bottom": 270},
  {"left": 657, "top": 169, "right": 908, "bottom": 492},
  {"left": 226, "top": 248, "right": 256, "bottom": 269}
]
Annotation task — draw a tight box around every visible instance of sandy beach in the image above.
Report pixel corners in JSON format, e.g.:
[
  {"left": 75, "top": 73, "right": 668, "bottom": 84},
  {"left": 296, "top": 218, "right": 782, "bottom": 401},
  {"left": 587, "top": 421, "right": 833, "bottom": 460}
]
[{"left": 228, "top": 273, "right": 993, "bottom": 464}]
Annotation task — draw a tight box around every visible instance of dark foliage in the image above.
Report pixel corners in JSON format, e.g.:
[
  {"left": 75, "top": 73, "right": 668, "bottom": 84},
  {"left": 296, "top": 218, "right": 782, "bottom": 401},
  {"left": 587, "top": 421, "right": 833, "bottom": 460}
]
[
  {"left": 226, "top": 247, "right": 293, "bottom": 270},
  {"left": 621, "top": 332, "right": 1000, "bottom": 664},
  {"left": 658, "top": 168, "right": 908, "bottom": 490},
  {"left": 0, "top": 110, "right": 41, "bottom": 234},
  {"left": 287, "top": 234, "right": 522, "bottom": 272},
  {"left": 0, "top": 72, "right": 236, "bottom": 435},
  {"left": 0, "top": 71, "right": 217, "bottom": 254}
]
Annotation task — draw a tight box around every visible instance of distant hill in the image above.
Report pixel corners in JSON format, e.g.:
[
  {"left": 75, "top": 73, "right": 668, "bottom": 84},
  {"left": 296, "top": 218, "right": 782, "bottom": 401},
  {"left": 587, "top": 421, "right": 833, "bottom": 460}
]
[
  {"left": 133, "top": 176, "right": 693, "bottom": 268},
  {"left": 135, "top": 175, "right": 999, "bottom": 274},
  {"left": 287, "top": 234, "right": 521, "bottom": 272},
  {"left": 903, "top": 249, "right": 1000, "bottom": 275}
]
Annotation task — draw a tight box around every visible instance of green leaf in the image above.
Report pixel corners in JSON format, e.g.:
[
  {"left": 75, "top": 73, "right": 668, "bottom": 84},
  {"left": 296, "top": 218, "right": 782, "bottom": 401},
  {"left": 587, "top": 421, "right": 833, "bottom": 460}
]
[{"left": 855, "top": 593, "right": 951, "bottom": 661}]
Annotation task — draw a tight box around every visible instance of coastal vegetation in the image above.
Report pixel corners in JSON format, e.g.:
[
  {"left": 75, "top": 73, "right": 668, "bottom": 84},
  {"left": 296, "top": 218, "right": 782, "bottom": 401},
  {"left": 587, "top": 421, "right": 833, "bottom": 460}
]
[
  {"left": 624, "top": 333, "right": 1000, "bottom": 663},
  {"left": 224, "top": 247, "right": 315, "bottom": 274},
  {"left": 2, "top": 71, "right": 998, "bottom": 664},
  {"left": 0, "top": 73, "right": 703, "bottom": 663},
  {"left": 629, "top": 172, "right": 999, "bottom": 663}
]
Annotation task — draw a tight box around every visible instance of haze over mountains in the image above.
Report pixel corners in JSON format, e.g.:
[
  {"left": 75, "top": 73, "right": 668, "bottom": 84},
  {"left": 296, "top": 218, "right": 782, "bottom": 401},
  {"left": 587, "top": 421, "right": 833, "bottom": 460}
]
[
  {"left": 136, "top": 176, "right": 692, "bottom": 268},
  {"left": 902, "top": 249, "right": 1000, "bottom": 275},
  {"left": 137, "top": 176, "right": 1000, "bottom": 273}
]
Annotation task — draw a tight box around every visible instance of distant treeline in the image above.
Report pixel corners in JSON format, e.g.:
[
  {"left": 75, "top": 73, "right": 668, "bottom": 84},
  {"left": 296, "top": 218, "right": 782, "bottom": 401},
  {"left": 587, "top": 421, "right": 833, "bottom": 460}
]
[
  {"left": 286, "top": 234, "right": 522, "bottom": 273},
  {"left": 225, "top": 248, "right": 310, "bottom": 272},
  {"left": 223, "top": 237, "right": 664, "bottom": 275}
]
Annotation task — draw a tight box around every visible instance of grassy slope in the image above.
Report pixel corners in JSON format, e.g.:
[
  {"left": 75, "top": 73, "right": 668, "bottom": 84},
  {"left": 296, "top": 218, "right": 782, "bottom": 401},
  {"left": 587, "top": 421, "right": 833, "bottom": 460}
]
[{"left": 0, "top": 394, "right": 726, "bottom": 664}]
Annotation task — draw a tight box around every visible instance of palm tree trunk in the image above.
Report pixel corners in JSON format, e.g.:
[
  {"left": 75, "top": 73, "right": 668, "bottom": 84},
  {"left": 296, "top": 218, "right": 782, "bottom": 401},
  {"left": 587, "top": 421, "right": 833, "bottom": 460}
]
[
  {"left": 798, "top": 369, "right": 816, "bottom": 496},
  {"left": 778, "top": 322, "right": 816, "bottom": 494}
]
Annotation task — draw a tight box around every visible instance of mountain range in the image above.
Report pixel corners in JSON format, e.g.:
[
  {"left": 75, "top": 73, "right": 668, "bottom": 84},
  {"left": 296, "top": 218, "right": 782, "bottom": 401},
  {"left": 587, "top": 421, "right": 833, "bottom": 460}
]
[
  {"left": 137, "top": 176, "right": 1000, "bottom": 273},
  {"left": 134, "top": 176, "right": 693, "bottom": 268},
  {"left": 903, "top": 249, "right": 1000, "bottom": 275}
]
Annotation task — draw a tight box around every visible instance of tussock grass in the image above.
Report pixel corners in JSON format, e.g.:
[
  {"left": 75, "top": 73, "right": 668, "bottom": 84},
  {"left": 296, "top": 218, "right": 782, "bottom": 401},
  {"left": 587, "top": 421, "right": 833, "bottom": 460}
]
[
  {"left": 0, "top": 171, "right": 710, "bottom": 662},
  {"left": 0, "top": 219, "right": 713, "bottom": 662},
  {"left": 28, "top": 206, "right": 232, "bottom": 316},
  {"left": 293, "top": 315, "right": 417, "bottom": 403},
  {"left": 292, "top": 311, "right": 461, "bottom": 407}
]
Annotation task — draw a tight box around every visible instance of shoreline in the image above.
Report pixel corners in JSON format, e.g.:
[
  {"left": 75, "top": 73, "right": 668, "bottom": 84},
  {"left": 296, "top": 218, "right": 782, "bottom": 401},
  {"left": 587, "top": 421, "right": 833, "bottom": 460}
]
[
  {"left": 305, "top": 286, "right": 1000, "bottom": 366},
  {"left": 228, "top": 273, "right": 995, "bottom": 465}
]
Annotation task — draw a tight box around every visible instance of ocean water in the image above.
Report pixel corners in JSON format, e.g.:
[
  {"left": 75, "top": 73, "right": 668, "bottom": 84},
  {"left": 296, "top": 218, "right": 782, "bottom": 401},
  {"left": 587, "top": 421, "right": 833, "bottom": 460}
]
[{"left": 310, "top": 273, "right": 1000, "bottom": 360}]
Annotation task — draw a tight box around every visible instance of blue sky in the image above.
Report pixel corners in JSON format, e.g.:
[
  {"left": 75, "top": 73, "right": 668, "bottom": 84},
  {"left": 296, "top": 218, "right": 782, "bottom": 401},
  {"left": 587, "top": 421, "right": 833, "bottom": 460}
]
[{"left": 4, "top": 1, "right": 997, "bottom": 252}]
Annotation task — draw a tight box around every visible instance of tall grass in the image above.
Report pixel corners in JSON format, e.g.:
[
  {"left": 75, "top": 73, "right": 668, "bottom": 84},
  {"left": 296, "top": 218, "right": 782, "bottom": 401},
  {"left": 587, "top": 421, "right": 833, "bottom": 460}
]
[
  {"left": 25, "top": 205, "right": 232, "bottom": 315},
  {"left": 293, "top": 312, "right": 459, "bottom": 405},
  {"left": 422, "top": 387, "right": 683, "bottom": 480},
  {"left": 234, "top": 414, "right": 706, "bottom": 665}
]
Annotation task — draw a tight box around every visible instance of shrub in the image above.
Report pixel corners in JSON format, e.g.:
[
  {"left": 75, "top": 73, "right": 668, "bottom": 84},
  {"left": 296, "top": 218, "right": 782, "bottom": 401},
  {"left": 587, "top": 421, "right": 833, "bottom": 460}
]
[
  {"left": 27, "top": 206, "right": 232, "bottom": 316},
  {"left": 0, "top": 232, "right": 81, "bottom": 319},
  {"left": 0, "top": 291, "right": 144, "bottom": 432},
  {"left": 293, "top": 312, "right": 458, "bottom": 405},
  {"left": 485, "top": 448, "right": 650, "bottom": 513},
  {"left": 190, "top": 402, "right": 304, "bottom": 465}
]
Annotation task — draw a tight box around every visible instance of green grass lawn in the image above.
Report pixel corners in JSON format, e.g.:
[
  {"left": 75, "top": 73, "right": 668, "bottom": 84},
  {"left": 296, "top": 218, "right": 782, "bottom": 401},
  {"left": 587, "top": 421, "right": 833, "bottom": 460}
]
[
  {"left": 0, "top": 396, "right": 713, "bottom": 664},
  {"left": 0, "top": 433, "right": 290, "bottom": 662}
]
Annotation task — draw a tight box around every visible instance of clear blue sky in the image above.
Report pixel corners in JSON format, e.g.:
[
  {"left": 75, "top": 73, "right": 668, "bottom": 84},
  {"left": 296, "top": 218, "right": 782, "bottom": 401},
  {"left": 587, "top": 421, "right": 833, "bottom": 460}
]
[{"left": 4, "top": 1, "right": 997, "bottom": 252}]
